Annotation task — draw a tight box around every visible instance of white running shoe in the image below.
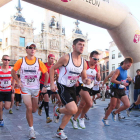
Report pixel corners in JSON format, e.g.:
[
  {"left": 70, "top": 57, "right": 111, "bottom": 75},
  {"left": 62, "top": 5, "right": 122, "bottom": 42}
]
[
  {"left": 53, "top": 105, "right": 60, "bottom": 123},
  {"left": 29, "top": 129, "right": 36, "bottom": 139},
  {"left": 16, "top": 106, "right": 19, "bottom": 110},
  {"left": 56, "top": 130, "right": 68, "bottom": 140},
  {"left": 77, "top": 118, "right": 85, "bottom": 129},
  {"left": 118, "top": 113, "right": 125, "bottom": 120},
  {"left": 70, "top": 117, "right": 78, "bottom": 129}
]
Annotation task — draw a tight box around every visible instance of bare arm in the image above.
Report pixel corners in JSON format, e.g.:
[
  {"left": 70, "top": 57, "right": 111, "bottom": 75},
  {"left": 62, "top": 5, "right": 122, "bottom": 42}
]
[
  {"left": 11, "top": 69, "right": 20, "bottom": 83},
  {"left": 81, "top": 60, "right": 87, "bottom": 83},
  {"left": 96, "top": 64, "right": 101, "bottom": 81},
  {"left": 111, "top": 69, "right": 121, "bottom": 84},
  {"left": 103, "top": 70, "right": 115, "bottom": 85},
  {"left": 44, "top": 72, "right": 49, "bottom": 86}
]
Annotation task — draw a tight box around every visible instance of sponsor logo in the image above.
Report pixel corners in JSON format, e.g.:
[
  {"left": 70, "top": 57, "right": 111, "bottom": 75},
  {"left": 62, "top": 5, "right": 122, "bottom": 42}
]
[{"left": 133, "top": 30, "right": 140, "bottom": 43}]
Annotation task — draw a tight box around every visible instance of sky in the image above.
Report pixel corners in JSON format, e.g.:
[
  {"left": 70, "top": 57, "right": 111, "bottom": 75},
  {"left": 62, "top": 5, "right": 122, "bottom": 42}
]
[{"left": 0, "top": 0, "right": 140, "bottom": 52}]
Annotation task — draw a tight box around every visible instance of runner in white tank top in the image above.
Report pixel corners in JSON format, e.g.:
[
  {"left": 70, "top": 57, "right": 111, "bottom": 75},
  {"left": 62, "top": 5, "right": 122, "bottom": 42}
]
[
  {"left": 11, "top": 42, "right": 49, "bottom": 139},
  {"left": 50, "top": 38, "right": 91, "bottom": 140},
  {"left": 71, "top": 51, "right": 101, "bottom": 129}
]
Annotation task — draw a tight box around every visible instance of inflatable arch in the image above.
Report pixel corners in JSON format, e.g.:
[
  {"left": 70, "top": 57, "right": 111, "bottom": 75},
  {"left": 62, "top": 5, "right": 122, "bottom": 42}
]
[{"left": 1, "top": 0, "right": 140, "bottom": 102}]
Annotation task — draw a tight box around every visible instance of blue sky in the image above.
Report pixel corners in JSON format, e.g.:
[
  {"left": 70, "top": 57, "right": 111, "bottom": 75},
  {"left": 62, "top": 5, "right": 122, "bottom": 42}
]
[{"left": 0, "top": 0, "right": 140, "bottom": 52}]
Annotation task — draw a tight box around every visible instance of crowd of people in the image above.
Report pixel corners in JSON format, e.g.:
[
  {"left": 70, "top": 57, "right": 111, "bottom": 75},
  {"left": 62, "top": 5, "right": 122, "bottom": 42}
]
[{"left": 0, "top": 38, "right": 139, "bottom": 140}]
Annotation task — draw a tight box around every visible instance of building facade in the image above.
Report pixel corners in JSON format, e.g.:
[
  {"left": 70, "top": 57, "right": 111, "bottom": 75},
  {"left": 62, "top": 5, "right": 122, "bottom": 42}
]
[
  {"left": 109, "top": 41, "right": 124, "bottom": 73},
  {"left": 0, "top": 0, "right": 89, "bottom": 65}
]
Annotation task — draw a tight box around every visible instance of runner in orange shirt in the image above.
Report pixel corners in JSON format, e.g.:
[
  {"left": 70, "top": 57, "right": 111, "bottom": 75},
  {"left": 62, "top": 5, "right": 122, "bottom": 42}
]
[{"left": 11, "top": 42, "right": 49, "bottom": 140}]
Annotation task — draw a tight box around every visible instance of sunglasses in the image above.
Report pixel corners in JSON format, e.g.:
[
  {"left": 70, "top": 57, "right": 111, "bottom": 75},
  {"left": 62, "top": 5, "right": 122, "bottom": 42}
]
[
  {"left": 92, "top": 57, "right": 99, "bottom": 61},
  {"left": 3, "top": 59, "right": 10, "bottom": 61},
  {"left": 26, "top": 46, "right": 36, "bottom": 50}
]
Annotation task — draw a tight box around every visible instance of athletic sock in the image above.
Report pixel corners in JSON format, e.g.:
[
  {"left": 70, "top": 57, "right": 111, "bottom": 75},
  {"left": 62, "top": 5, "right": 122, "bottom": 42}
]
[
  {"left": 29, "top": 126, "right": 34, "bottom": 130},
  {"left": 57, "top": 127, "right": 63, "bottom": 132},
  {"left": 39, "top": 100, "right": 44, "bottom": 109},
  {"left": 44, "top": 102, "right": 49, "bottom": 117},
  {"left": 129, "top": 103, "right": 136, "bottom": 111}
]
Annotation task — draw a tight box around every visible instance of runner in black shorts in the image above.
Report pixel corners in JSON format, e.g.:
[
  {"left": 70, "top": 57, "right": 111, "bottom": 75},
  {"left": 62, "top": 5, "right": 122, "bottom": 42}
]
[
  {"left": 0, "top": 55, "right": 14, "bottom": 127},
  {"left": 102, "top": 58, "right": 133, "bottom": 126}
]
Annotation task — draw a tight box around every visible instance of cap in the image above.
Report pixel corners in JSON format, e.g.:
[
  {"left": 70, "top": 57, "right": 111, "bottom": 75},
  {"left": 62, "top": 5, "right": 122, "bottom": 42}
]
[
  {"left": 26, "top": 42, "right": 36, "bottom": 48},
  {"left": 48, "top": 54, "right": 55, "bottom": 58}
]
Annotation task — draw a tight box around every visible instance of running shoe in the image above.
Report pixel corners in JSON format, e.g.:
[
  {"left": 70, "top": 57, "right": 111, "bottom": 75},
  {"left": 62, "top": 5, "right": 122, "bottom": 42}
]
[
  {"left": 77, "top": 118, "right": 85, "bottom": 129},
  {"left": 56, "top": 130, "right": 68, "bottom": 140},
  {"left": 84, "top": 114, "right": 90, "bottom": 120},
  {"left": 118, "top": 113, "right": 125, "bottom": 120},
  {"left": 38, "top": 107, "right": 42, "bottom": 116},
  {"left": 127, "top": 109, "right": 131, "bottom": 117},
  {"left": 70, "top": 117, "right": 78, "bottom": 129},
  {"left": 102, "top": 118, "right": 110, "bottom": 126},
  {"left": 46, "top": 117, "right": 52, "bottom": 123},
  {"left": 0, "top": 120, "right": 4, "bottom": 127},
  {"left": 53, "top": 105, "right": 60, "bottom": 123},
  {"left": 29, "top": 129, "right": 36, "bottom": 140},
  {"left": 93, "top": 100, "right": 96, "bottom": 104},
  {"left": 16, "top": 106, "right": 19, "bottom": 110},
  {"left": 111, "top": 111, "right": 116, "bottom": 121},
  {"left": 9, "top": 109, "right": 13, "bottom": 114}
]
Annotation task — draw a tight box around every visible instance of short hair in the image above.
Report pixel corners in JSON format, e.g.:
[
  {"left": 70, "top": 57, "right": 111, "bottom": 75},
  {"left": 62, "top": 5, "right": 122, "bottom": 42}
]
[
  {"left": 136, "top": 69, "right": 140, "bottom": 72},
  {"left": 2, "top": 55, "right": 9, "bottom": 59},
  {"left": 124, "top": 57, "right": 133, "bottom": 63},
  {"left": 90, "top": 51, "right": 100, "bottom": 57},
  {"left": 73, "top": 38, "right": 85, "bottom": 45},
  {"left": 120, "top": 61, "right": 124, "bottom": 66}
]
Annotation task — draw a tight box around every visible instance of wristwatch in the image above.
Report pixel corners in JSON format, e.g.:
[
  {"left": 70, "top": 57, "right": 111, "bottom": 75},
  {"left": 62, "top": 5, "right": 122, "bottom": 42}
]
[
  {"left": 120, "top": 81, "right": 124, "bottom": 85},
  {"left": 43, "top": 85, "right": 48, "bottom": 88}
]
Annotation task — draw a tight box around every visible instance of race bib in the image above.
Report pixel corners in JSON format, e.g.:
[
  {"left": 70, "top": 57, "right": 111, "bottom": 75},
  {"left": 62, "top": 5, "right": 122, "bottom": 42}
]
[
  {"left": 25, "top": 75, "right": 38, "bottom": 86},
  {"left": 67, "top": 75, "right": 79, "bottom": 86},
  {"left": 1, "top": 79, "right": 11, "bottom": 88}
]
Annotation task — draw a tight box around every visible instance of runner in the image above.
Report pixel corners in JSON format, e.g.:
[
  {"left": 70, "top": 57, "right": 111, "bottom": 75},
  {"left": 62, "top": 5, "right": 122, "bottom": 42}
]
[
  {"left": 91, "top": 79, "right": 101, "bottom": 106},
  {"left": 38, "top": 54, "right": 56, "bottom": 123},
  {"left": 14, "top": 74, "right": 21, "bottom": 110},
  {"left": 11, "top": 42, "right": 49, "bottom": 139},
  {"left": 70, "top": 51, "right": 101, "bottom": 129},
  {"left": 102, "top": 58, "right": 133, "bottom": 126},
  {"left": 0, "top": 55, "right": 14, "bottom": 127},
  {"left": 50, "top": 38, "right": 91, "bottom": 140}
]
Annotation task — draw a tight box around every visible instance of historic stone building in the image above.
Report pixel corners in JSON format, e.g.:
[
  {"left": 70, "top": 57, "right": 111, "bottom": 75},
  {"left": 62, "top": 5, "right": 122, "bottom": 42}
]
[{"left": 0, "top": 0, "right": 89, "bottom": 64}]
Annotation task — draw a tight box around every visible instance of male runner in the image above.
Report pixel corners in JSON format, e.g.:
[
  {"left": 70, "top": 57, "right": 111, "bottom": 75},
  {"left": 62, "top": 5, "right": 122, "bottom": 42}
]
[
  {"left": 102, "top": 58, "right": 133, "bottom": 126},
  {"left": 50, "top": 38, "right": 91, "bottom": 140},
  {"left": 0, "top": 55, "right": 14, "bottom": 127},
  {"left": 71, "top": 51, "right": 101, "bottom": 129},
  {"left": 38, "top": 54, "right": 56, "bottom": 123},
  {"left": 11, "top": 42, "right": 48, "bottom": 139}
]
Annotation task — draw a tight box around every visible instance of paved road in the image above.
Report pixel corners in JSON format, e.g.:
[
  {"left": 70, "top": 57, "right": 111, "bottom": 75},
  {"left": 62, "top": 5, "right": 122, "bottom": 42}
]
[{"left": 1, "top": 99, "right": 140, "bottom": 140}]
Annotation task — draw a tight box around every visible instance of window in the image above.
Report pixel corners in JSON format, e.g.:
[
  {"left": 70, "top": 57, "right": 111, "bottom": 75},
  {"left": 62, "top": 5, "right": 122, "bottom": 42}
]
[
  {"left": 106, "top": 61, "right": 109, "bottom": 69},
  {"left": 103, "top": 65, "right": 105, "bottom": 71},
  {"left": 106, "top": 72, "right": 109, "bottom": 76},
  {"left": 103, "top": 73, "right": 105, "bottom": 80},
  {"left": 20, "top": 37, "right": 25, "bottom": 47},
  {"left": 112, "top": 64, "right": 115, "bottom": 71},
  {"left": 5, "top": 38, "right": 8, "bottom": 46},
  {"left": 118, "top": 52, "right": 122, "bottom": 58},
  {"left": 112, "top": 54, "right": 115, "bottom": 59}
]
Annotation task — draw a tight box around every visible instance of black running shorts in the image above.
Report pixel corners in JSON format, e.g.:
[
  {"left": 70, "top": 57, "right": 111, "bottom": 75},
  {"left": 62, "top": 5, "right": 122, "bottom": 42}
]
[
  {"left": 91, "top": 90, "right": 100, "bottom": 96},
  {"left": 76, "top": 83, "right": 83, "bottom": 96},
  {"left": 81, "top": 86, "right": 92, "bottom": 96},
  {"left": 57, "top": 83, "right": 76, "bottom": 105},
  {"left": 0, "top": 91, "right": 12, "bottom": 102},
  {"left": 109, "top": 88, "right": 126, "bottom": 99},
  {"left": 15, "top": 94, "right": 21, "bottom": 102}
]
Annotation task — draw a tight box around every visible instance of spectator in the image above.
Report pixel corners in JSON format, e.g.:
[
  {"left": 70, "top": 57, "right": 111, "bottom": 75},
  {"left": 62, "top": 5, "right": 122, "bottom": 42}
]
[{"left": 133, "top": 69, "right": 140, "bottom": 109}]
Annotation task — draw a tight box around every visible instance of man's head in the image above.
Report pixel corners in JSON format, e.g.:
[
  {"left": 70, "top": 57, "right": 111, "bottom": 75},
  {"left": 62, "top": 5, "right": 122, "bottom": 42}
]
[
  {"left": 2, "top": 55, "right": 10, "bottom": 66},
  {"left": 48, "top": 54, "right": 55, "bottom": 65},
  {"left": 120, "top": 61, "right": 124, "bottom": 66},
  {"left": 89, "top": 51, "right": 100, "bottom": 65},
  {"left": 72, "top": 38, "right": 85, "bottom": 54},
  {"left": 136, "top": 69, "right": 140, "bottom": 75},
  {"left": 122, "top": 57, "right": 133, "bottom": 70},
  {"left": 26, "top": 42, "right": 36, "bottom": 56}
]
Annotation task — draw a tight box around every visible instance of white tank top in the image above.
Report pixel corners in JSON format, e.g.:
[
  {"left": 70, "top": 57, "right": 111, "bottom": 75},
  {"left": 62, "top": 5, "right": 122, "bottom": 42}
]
[
  {"left": 58, "top": 53, "right": 84, "bottom": 87},
  {"left": 83, "top": 68, "right": 97, "bottom": 89},
  {"left": 92, "top": 80, "right": 100, "bottom": 91},
  {"left": 20, "top": 57, "right": 40, "bottom": 89}
]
